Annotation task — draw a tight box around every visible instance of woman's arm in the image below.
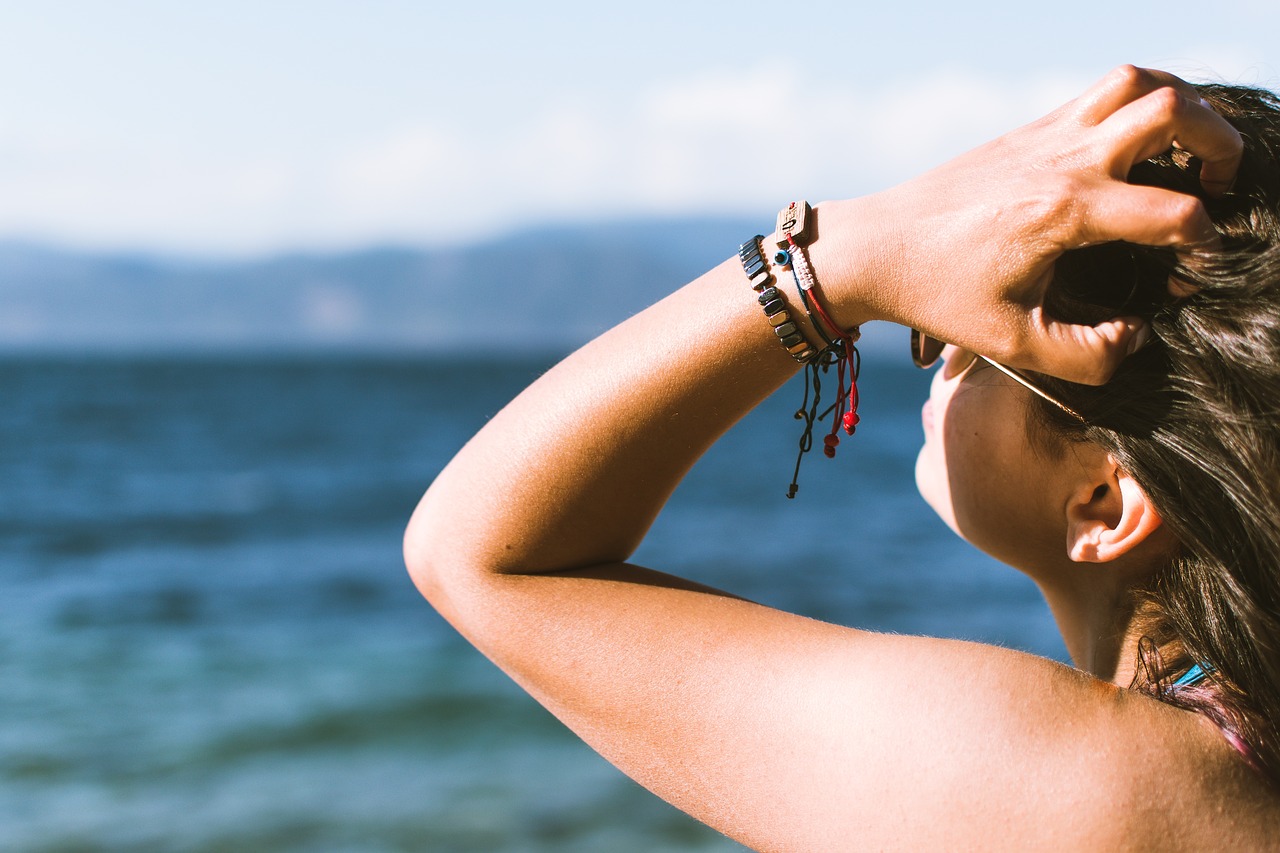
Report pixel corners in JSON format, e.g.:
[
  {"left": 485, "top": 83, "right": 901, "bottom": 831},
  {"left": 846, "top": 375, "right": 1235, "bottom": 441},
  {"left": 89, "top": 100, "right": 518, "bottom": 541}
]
[{"left": 405, "top": 67, "right": 1248, "bottom": 850}]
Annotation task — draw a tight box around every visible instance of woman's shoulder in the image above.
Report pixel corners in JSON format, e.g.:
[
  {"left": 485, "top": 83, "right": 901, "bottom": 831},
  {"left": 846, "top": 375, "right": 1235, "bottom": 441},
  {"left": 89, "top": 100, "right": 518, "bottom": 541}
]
[
  {"left": 1104, "top": 687, "right": 1280, "bottom": 851},
  {"left": 868, "top": 634, "right": 1280, "bottom": 850}
]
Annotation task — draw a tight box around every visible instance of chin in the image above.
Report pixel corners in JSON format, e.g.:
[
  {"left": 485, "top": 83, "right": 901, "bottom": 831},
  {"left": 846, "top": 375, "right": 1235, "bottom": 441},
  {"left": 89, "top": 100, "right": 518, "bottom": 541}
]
[{"left": 915, "top": 445, "right": 958, "bottom": 533}]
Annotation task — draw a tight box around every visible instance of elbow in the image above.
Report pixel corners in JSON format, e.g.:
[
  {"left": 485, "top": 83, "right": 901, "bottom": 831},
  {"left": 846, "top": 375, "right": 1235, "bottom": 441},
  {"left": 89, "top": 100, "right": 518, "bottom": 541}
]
[
  {"left": 403, "top": 491, "right": 503, "bottom": 624},
  {"left": 404, "top": 498, "right": 512, "bottom": 638},
  {"left": 403, "top": 501, "right": 452, "bottom": 611}
]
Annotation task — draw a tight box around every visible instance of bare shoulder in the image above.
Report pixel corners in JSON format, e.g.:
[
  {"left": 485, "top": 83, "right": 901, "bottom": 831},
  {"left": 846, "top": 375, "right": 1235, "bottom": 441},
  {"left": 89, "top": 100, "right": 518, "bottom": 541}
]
[
  {"left": 1092, "top": 685, "right": 1280, "bottom": 851},
  {"left": 843, "top": 634, "right": 1280, "bottom": 851}
]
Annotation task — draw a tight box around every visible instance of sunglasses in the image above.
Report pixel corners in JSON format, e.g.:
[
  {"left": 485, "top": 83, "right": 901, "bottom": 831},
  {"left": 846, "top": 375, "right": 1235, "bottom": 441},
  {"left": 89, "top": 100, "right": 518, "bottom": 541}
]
[{"left": 910, "top": 329, "right": 1085, "bottom": 422}]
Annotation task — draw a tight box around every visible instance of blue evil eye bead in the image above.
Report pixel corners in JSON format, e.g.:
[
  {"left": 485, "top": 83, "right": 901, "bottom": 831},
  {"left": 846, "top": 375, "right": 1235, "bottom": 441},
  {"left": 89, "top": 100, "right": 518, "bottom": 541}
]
[{"left": 773, "top": 249, "right": 792, "bottom": 266}]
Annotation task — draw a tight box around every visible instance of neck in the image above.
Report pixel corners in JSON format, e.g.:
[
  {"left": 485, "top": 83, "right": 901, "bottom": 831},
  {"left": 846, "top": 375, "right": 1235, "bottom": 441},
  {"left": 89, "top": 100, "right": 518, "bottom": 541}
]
[{"left": 1036, "top": 563, "right": 1148, "bottom": 686}]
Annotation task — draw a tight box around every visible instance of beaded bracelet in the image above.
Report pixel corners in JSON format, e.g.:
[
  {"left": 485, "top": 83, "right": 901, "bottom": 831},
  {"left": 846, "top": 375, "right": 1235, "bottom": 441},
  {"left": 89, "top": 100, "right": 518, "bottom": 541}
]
[{"left": 738, "top": 236, "right": 818, "bottom": 363}]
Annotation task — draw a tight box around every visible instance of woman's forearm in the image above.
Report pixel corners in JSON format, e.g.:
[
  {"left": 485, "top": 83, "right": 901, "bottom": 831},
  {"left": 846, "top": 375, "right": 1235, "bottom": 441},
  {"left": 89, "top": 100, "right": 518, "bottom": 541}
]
[
  {"left": 406, "top": 60, "right": 1243, "bottom": 601},
  {"left": 405, "top": 207, "right": 878, "bottom": 592}
]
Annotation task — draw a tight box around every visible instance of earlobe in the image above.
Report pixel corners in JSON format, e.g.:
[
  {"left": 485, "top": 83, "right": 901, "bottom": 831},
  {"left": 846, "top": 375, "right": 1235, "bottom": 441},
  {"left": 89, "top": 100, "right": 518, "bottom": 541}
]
[{"left": 1065, "top": 467, "right": 1163, "bottom": 564}]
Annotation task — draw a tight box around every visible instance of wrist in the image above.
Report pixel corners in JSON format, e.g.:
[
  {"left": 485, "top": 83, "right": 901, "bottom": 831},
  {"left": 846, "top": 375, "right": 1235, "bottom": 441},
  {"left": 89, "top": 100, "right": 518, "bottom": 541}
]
[{"left": 800, "top": 197, "right": 896, "bottom": 330}]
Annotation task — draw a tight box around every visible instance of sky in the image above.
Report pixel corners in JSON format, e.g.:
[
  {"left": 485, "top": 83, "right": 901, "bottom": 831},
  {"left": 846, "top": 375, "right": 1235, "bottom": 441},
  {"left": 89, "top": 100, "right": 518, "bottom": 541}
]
[{"left": 0, "top": 1, "right": 1277, "bottom": 257}]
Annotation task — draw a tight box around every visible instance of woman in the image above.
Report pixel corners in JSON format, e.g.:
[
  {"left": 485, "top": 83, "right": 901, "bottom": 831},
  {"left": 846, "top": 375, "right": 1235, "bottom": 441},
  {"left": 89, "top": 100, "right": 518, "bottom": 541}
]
[{"left": 405, "top": 67, "right": 1280, "bottom": 849}]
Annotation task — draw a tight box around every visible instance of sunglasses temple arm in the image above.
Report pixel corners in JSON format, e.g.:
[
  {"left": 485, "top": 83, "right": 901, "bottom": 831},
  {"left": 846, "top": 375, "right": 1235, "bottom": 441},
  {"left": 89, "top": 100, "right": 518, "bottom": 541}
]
[{"left": 981, "top": 359, "right": 1086, "bottom": 422}]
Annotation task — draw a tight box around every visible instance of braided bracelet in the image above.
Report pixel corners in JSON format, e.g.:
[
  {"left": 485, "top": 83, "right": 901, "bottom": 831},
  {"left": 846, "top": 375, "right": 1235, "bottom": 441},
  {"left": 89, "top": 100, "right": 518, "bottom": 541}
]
[
  {"left": 738, "top": 236, "right": 818, "bottom": 363},
  {"left": 773, "top": 246, "right": 839, "bottom": 350}
]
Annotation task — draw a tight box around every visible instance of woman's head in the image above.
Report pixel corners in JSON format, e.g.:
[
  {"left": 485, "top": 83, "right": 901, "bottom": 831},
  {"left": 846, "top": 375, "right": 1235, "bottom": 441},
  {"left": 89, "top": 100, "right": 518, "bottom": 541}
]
[
  {"left": 916, "top": 343, "right": 1171, "bottom": 589},
  {"left": 1027, "top": 82, "right": 1280, "bottom": 779},
  {"left": 915, "top": 344, "right": 1083, "bottom": 569}
]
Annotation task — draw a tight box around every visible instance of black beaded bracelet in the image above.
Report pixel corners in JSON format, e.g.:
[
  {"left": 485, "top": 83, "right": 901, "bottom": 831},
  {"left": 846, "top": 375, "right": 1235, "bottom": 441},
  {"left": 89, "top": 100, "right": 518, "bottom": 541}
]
[{"left": 738, "top": 236, "right": 817, "bottom": 363}]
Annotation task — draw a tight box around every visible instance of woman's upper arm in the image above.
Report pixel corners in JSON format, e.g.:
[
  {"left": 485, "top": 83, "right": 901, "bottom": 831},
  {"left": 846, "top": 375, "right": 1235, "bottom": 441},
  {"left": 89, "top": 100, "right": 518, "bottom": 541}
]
[{"left": 407, "top": 548, "right": 1159, "bottom": 851}]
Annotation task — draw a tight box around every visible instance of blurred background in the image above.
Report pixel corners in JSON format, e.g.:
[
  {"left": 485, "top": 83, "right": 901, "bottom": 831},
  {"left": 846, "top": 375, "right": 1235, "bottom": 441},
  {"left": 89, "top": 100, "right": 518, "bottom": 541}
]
[{"left": 2, "top": 2, "right": 1276, "bottom": 850}]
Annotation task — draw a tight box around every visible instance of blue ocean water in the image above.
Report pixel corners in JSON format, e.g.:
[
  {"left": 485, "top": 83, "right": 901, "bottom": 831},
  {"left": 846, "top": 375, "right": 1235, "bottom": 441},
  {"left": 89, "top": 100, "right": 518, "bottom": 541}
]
[{"left": 1, "top": 352, "right": 1066, "bottom": 852}]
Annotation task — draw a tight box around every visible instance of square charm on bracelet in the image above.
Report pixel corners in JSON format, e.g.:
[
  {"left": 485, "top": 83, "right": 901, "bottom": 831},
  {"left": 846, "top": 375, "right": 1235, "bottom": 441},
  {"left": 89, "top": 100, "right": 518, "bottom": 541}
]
[{"left": 775, "top": 201, "right": 810, "bottom": 246}]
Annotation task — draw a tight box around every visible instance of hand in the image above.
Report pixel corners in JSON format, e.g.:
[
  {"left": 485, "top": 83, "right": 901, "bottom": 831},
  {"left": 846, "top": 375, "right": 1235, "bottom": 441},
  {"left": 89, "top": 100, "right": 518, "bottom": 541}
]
[{"left": 823, "top": 65, "right": 1243, "bottom": 385}]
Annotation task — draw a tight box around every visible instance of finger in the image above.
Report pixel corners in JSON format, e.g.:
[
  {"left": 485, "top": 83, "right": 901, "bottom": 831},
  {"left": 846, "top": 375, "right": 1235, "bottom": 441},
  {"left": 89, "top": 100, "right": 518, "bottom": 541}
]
[
  {"left": 1167, "top": 242, "right": 1224, "bottom": 297},
  {"left": 1075, "top": 182, "right": 1219, "bottom": 298},
  {"left": 1098, "top": 86, "right": 1243, "bottom": 196},
  {"left": 1169, "top": 274, "right": 1200, "bottom": 298},
  {"left": 1074, "top": 180, "right": 1217, "bottom": 248},
  {"left": 1022, "top": 313, "right": 1148, "bottom": 385},
  {"left": 1071, "top": 65, "right": 1204, "bottom": 126},
  {"left": 1179, "top": 97, "right": 1242, "bottom": 195}
]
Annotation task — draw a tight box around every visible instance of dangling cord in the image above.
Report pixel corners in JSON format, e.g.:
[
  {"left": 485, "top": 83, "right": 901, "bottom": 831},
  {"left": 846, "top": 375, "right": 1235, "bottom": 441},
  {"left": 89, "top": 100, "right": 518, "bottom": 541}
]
[
  {"left": 819, "top": 344, "right": 860, "bottom": 457},
  {"left": 822, "top": 354, "right": 846, "bottom": 458},
  {"left": 786, "top": 233, "right": 861, "bottom": 459},
  {"left": 841, "top": 342, "right": 862, "bottom": 436},
  {"left": 788, "top": 358, "right": 824, "bottom": 498},
  {"left": 822, "top": 316, "right": 860, "bottom": 455}
]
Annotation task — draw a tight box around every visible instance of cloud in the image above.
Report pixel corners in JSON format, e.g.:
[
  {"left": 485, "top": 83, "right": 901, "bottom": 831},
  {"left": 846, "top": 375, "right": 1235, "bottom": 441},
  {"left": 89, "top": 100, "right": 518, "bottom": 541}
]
[
  {"left": 367, "top": 65, "right": 1092, "bottom": 235},
  {"left": 0, "top": 125, "right": 307, "bottom": 253},
  {"left": 336, "top": 128, "right": 461, "bottom": 207},
  {"left": 0, "top": 59, "right": 1261, "bottom": 254}
]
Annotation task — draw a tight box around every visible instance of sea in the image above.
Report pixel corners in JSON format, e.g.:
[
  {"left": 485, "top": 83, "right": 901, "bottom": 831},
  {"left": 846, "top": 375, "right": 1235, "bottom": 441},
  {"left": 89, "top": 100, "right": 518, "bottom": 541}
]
[{"left": 1, "top": 350, "right": 1068, "bottom": 852}]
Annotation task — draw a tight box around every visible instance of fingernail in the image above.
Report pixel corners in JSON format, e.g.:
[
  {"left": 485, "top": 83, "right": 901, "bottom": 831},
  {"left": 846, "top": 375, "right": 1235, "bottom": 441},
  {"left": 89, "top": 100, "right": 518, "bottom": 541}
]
[{"left": 1126, "top": 323, "right": 1152, "bottom": 356}]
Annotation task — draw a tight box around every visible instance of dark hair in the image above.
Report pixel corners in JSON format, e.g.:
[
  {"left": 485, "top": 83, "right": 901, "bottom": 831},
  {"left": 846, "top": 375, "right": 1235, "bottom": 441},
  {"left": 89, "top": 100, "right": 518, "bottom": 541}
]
[{"left": 1034, "top": 83, "right": 1280, "bottom": 782}]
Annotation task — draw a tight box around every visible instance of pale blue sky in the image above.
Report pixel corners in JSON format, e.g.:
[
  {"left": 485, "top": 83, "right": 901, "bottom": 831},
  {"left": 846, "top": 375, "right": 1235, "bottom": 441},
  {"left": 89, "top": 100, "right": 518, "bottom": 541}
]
[{"left": 0, "top": 1, "right": 1276, "bottom": 256}]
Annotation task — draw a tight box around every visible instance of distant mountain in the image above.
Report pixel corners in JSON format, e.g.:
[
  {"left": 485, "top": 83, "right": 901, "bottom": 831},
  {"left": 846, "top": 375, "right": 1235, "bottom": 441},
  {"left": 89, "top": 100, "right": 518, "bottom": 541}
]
[{"left": 0, "top": 219, "right": 905, "bottom": 355}]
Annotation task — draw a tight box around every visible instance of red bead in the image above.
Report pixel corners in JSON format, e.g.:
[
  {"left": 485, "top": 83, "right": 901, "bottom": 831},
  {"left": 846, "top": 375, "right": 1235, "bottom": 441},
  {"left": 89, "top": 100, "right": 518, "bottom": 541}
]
[
  {"left": 843, "top": 410, "right": 860, "bottom": 434},
  {"left": 823, "top": 433, "right": 839, "bottom": 458}
]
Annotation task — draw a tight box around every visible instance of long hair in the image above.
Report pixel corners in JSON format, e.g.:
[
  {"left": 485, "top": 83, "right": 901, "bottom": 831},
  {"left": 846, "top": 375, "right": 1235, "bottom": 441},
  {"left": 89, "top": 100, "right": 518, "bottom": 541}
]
[{"left": 1032, "top": 83, "right": 1280, "bottom": 781}]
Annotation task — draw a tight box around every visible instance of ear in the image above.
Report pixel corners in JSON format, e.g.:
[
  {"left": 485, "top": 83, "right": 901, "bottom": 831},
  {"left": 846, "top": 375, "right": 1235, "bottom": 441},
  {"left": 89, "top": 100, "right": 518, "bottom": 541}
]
[{"left": 1065, "top": 463, "right": 1163, "bottom": 564}]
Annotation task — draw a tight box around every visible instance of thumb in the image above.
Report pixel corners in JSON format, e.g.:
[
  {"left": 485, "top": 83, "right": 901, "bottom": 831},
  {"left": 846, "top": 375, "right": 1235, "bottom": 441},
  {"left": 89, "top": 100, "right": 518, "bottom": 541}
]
[{"left": 1031, "top": 315, "right": 1149, "bottom": 385}]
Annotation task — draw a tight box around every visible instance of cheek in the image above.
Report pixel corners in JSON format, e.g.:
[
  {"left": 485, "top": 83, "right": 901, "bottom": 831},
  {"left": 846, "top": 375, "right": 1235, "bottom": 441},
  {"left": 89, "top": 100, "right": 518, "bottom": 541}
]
[
  {"left": 944, "top": 418, "right": 1015, "bottom": 536},
  {"left": 917, "top": 379, "right": 1050, "bottom": 561},
  {"left": 915, "top": 384, "right": 989, "bottom": 533},
  {"left": 915, "top": 431, "right": 955, "bottom": 528},
  {"left": 915, "top": 376, "right": 958, "bottom": 526},
  {"left": 938, "top": 405, "right": 1004, "bottom": 534}
]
